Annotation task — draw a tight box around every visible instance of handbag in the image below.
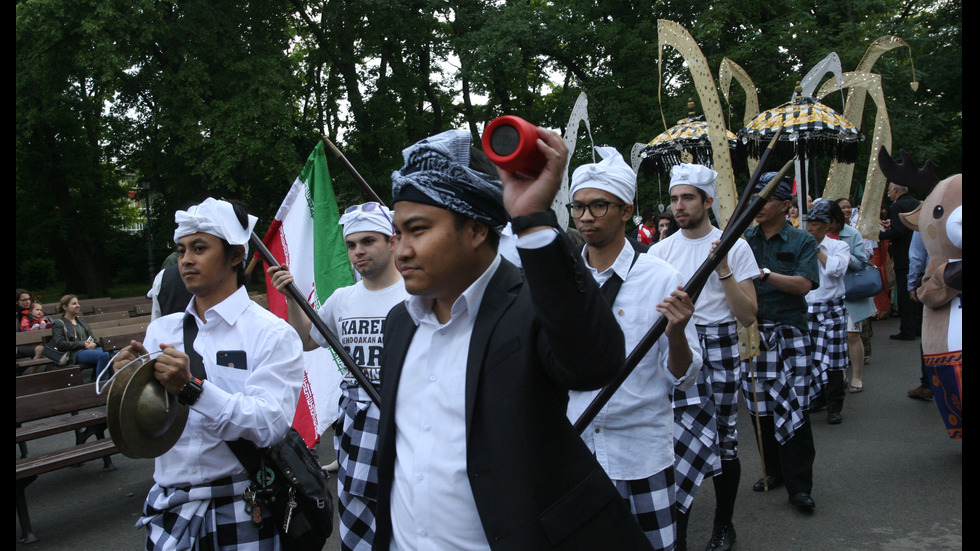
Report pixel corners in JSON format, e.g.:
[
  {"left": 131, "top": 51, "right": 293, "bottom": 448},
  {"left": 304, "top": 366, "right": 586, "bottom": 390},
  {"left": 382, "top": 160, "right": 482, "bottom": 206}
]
[
  {"left": 41, "top": 344, "right": 70, "bottom": 366},
  {"left": 844, "top": 260, "right": 883, "bottom": 299},
  {"left": 181, "top": 316, "right": 333, "bottom": 550}
]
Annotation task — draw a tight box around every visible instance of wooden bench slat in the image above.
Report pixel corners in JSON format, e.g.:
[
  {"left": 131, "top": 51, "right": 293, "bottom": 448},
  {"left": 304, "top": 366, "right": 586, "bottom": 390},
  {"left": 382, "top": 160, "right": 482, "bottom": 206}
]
[
  {"left": 16, "top": 367, "right": 84, "bottom": 396},
  {"left": 16, "top": 412, "right": 107, "bottom": 443},
  {"left": 16, "top": 438, "right": 117, "bottom": 479},
  {"left": 16, "top": 383, "right": 108, "bottom": 425}
]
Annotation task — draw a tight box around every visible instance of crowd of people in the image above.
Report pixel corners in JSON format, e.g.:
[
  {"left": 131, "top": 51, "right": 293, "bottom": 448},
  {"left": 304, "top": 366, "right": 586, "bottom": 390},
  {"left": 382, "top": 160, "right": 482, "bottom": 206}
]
[{"left": 17, "top": 123, "right": 930, "bottom": 551}]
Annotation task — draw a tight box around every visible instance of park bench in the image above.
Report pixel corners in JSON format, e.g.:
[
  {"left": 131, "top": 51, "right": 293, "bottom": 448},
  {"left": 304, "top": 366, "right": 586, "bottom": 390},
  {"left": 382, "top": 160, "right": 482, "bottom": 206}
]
[
  {"left": 16, "top": 372, "right": 117, "bottom": 544},
  {"left": 91, "top": 297, "right": 153, "bottom": 315}
]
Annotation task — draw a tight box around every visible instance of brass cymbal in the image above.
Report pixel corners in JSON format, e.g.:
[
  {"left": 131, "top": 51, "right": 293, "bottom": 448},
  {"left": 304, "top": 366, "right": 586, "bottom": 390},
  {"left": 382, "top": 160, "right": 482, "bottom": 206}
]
[
  {"left": 105, "top": 358, "right": 139, "bottom": 458},
  {"left": 107, "top": 356, "right": 188, "bottom": 459}
]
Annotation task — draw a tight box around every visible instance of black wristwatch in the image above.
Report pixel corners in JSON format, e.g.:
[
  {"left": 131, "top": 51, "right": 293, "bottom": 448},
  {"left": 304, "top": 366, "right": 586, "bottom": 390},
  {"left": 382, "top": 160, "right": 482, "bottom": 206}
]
[
  {"left": 510, "top": 209, "right": 560, "bottom": 234},
  {"left": 760, "top": 268, "right": 772, "bottom": 282},
  {"left": 178, "top": 377, "right": 204, "bottom": 406}
]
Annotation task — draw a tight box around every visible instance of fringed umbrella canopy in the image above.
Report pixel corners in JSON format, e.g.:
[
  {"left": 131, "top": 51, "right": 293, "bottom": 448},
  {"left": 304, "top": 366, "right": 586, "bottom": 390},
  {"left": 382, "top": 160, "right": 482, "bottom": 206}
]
[
  {"left": 640, "top": 114, "right": 738, "bottom": 177},
  {"left": 737, "top": 94, "right": 864, "bottom": 163}
]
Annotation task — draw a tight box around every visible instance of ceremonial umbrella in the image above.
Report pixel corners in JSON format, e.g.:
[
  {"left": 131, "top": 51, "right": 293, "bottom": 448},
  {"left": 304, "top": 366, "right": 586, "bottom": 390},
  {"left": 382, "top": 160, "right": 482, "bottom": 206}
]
[
  {"left": 737, "top": 85, "right": 863, "bottom": 218},
  {"left": 737, "top": 93, "right": 863, "bottom": 164},
  {"left": 640, "top": 99, "right": 739, "bottom": 178}
]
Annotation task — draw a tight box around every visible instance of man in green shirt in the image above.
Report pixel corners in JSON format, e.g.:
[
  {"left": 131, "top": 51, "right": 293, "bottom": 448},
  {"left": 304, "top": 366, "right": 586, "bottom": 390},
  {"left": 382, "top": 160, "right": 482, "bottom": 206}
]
[{"left": 742, "top": 172, "right": 821, "bottom": 513}]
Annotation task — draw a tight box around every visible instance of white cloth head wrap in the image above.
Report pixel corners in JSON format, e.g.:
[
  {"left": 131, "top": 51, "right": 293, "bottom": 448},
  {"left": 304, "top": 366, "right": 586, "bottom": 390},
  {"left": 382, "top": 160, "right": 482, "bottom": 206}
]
[
  {"left": 338, "top": 203, "right": 395, "bottom": 238},
  {"left": 173, "top": 197, "right": 258, "bottom": 258},
  {"left": 669, "top": 163, "right": 718, "bottom": 199},
  {"left": 569, "top": 146, "right": 636, "bottom": 204}
]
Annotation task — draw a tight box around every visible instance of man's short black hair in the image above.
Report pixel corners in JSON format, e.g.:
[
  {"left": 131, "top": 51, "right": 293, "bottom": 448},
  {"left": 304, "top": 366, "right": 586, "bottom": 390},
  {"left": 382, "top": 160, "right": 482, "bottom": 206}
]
[{"left": 221, "top": 198, "right": 252, "bottom": 288}]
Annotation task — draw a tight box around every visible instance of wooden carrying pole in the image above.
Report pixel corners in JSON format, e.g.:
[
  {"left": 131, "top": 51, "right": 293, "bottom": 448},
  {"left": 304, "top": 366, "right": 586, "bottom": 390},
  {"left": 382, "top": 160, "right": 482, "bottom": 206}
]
[
  {"left": 249, "top": 232, "right": 382, "bottom": 407},
  {"left": 322, "top": 136, "right": 386, "bottom": 206},
  {"left": 573, "top": 157, "right": 796, "bottom": 434},
  {"left": 245, "top": 138, "right": 386, "bottom": 277},
  {"left": 722, "top": 127, "right": 782, "bottom": 238}
]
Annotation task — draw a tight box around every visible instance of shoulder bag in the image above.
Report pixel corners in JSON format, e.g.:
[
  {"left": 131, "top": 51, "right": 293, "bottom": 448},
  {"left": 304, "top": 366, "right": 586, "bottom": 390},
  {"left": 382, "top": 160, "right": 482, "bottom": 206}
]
[
  {"left": 844, "top": 260, "right": 883, "bottom": 299},
  {"left": 42, "top": 320, "right": 71, "bottom": 366},
  {"left": 182, "top": 317, "right": 333, "bottom": 550}
]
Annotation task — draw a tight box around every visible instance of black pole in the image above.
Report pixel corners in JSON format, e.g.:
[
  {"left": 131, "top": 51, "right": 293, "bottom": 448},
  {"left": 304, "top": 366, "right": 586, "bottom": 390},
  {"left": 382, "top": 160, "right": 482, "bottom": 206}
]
[
  {"left": 322, "top": 137, "right": 386, "bottom": 206},
  {"left": 722, "top": 126, "right": 782, "bottom": 241},
  {"left": 249, "top": 232, "right": 383, "bottom": 408},
  {"left": 573, "top": 157, "right": 796, "bottom": 434}
]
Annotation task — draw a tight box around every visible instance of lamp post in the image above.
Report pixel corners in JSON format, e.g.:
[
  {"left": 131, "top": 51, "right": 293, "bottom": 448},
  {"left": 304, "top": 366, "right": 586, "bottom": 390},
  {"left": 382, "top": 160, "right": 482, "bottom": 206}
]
[{"left": 141, "top": 178, "right": 154, "bottom": 282}]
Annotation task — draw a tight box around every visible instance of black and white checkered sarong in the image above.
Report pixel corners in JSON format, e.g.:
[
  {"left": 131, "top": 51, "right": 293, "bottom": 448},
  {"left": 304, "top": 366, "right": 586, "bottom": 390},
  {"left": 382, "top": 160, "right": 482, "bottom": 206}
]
[
  {"left": 808, "top": 298, "right": 849, "bottom": 397},
  {"left": 696, "top": 322, "right": 741, "bottom": 460},
  {"left": 136, "top": 472, "right": 278, "bottom": 551},
  {"left": 613, "top": 467, "right": 676, "bottom": 550},
  {"left": 671, "top": 356, "right": 721, "bottom": 514},
  {"left": 335, "top": 383, "right": 380, "bottom": 551},
  {"left": 740, "top": 321, "right": 812, "bottom": 445}
]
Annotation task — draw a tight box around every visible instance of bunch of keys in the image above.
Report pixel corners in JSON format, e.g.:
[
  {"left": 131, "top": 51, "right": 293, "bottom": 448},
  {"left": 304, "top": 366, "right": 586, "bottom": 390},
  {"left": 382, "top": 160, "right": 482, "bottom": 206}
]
[
  {"left": 242, "top": 485, "right": 263, "bottom": 526},
  {"left": 282, "top": 486, "right": 298, "bottom": 534}
]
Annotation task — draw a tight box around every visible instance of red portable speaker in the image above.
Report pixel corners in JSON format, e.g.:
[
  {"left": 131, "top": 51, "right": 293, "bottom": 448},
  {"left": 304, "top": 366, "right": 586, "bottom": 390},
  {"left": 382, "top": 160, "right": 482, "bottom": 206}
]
[{"left": 482, "top": 115, "right": 547, "bottom": 179}]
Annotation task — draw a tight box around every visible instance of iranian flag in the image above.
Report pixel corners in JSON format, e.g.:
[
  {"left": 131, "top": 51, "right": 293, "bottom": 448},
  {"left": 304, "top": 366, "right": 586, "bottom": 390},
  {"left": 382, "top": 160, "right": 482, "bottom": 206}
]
[{"left": 257, "top": 140, "right": 354, "bottom": 448}]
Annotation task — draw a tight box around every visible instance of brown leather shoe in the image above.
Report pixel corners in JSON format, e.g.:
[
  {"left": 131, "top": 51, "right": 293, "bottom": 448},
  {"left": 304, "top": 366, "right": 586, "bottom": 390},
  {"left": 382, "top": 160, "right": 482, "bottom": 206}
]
[{"left": 908, "top": 385, "right": 934, "bottom": 400}]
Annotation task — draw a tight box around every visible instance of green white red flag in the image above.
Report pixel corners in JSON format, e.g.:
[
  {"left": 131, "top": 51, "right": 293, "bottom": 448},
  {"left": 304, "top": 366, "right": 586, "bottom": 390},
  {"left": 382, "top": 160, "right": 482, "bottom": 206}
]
[{"left": 256, "top": 141, "right": 353, "bottom": 448}]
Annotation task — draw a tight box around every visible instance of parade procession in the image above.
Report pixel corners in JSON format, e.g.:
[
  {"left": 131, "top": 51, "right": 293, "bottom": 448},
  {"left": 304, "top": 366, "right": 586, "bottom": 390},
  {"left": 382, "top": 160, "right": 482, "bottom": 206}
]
[{"left": 17, "top": 3, "right": 960, "bottom": 551}]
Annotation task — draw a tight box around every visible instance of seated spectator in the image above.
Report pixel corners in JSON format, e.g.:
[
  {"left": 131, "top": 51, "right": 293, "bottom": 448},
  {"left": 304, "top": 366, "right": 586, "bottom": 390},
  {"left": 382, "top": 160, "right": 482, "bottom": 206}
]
[
  {"left": 49, "top": 294, "right": 112, "bottom": 381},
  {"left": 20, "top": 301, "right": 54, "bottom": 331},
  {"left": 16, "top": 289, "right": 45, "bottom": 361}
]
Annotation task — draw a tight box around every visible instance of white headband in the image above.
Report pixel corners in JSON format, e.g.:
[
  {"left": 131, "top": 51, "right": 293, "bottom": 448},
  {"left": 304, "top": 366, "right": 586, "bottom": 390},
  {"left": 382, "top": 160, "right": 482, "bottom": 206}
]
[
  {"left": 338, "top": 203, "right": 395, "bottom": 238},
  {"left": 669, "top": 163, "right": 718, "bottom": 199},
  {"left": 570, "top": 146, "right": 637, "bottom": 204},
  {"left": 173, "top": 197, "right": 258, "bottom": 258}
]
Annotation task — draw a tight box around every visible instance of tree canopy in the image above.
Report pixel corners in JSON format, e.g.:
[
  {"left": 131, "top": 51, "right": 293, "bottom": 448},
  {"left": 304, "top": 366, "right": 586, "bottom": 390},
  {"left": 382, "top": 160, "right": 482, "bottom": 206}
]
[{"left": 16, "top": 0, "right": 961, "bottom": 295}]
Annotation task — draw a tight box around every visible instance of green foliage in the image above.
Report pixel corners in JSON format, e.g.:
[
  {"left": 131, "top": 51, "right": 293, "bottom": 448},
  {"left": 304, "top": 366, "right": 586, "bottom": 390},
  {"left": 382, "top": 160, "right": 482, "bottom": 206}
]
[
  {"left": 18, "top": 258, "right": 58, "bottom": 290},
  {"left": 17, "top": 0, "right": 961, "bottom": 293}
]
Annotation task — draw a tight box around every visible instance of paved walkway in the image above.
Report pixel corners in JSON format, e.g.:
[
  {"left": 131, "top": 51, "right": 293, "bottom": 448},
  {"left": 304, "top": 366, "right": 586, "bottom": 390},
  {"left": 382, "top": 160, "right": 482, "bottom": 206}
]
[{"left": 16, "top": 316, "right": 961, "bottom": 549}]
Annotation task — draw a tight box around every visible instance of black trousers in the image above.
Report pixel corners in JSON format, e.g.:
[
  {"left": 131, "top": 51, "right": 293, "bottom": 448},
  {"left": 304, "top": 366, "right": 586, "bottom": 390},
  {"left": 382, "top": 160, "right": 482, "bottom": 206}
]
[
  {"left": 894, "top": 264, "right": 923, "bottom": 336},
  {"left": 752, "top": 413, "right": 815, "bottom": 496},
  {"left": 825, "top": 370, "right": 845, "bottom": 413}
]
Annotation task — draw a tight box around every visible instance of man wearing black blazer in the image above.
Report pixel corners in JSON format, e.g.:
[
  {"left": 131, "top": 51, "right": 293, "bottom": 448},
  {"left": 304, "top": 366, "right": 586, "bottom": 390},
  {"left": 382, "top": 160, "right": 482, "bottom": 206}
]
[{"left": 372, "top": 127, "right": 652, "bottom": 550}]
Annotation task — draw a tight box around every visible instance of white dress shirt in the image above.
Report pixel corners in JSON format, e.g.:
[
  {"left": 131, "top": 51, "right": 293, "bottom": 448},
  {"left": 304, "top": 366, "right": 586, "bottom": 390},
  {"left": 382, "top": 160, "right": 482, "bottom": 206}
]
[
  {"left": 389, "top": 255, "right": 502, "bottom": 551},
  {"left": 566, "top": 240, "right": 703, "bottom": 480},
  {"left": 140, "top": 285, "right": 305, "bottom": 488},
  {"left": 649, "top": 226, "right": 759, "bottom": 326},
  {"left": 806, "top": 236, "right": 851, "bottom": 304}
]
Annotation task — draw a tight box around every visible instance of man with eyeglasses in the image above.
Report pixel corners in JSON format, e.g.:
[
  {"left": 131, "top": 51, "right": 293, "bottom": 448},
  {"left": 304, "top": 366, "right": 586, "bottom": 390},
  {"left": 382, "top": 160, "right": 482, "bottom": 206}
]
[
  {"left": 648, "top": 163, "right": 759, "bottom": 551},
  {"left": 268, "top": 201, "right": 408, "bottom": 551},
  {"left": 564, "top": 147, "right": 702, "bottom": 550}
]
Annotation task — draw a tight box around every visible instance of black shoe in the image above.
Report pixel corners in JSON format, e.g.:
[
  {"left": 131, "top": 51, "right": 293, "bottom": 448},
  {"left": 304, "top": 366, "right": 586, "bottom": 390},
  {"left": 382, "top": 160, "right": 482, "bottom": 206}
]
[
  {"left": 789, "top": 492, "right": 816, "bottom": 511},
  {"left": 753, "top": 476, "right": 783, "bottom": 492},
  {"left": 827, "top": 411, "right": 842, "bottom": 424},
  {"left": 705, "top": 523, "right": 736, "bottom": 551},
  {"left": 810, "top": 397, "right": 826, "bottom": 413},
  {"left": 889, "top": 332, "right": 916, "bottom": 341}
]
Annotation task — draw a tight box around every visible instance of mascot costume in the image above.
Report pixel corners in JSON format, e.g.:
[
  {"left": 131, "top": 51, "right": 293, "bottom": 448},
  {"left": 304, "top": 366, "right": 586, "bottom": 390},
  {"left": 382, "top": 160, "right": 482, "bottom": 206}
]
[{"left": 878, "top": 147, "right": 962, "bottom": 439}]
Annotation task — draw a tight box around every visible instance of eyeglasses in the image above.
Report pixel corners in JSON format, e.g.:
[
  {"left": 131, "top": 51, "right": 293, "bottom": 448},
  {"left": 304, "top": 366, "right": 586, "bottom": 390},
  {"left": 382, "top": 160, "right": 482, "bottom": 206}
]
[
  {"left": 345, "top": 202, "right": 384, "bottom": 214},
  {"left": 565, "top": 200, "right": 624, "bottom": 219}
]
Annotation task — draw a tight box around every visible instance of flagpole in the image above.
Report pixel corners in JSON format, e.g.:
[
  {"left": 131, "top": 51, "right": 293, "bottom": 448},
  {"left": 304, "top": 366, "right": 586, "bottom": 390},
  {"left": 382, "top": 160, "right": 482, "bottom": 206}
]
[
  {"left": 322, "top": 136, "right": 386, "bottom": 206},
  {"left": 572, "top": 157, "right": 796, "bottom": 434},
  {"left": 249, "top": 231, "right": 383, "bottom": 408}
]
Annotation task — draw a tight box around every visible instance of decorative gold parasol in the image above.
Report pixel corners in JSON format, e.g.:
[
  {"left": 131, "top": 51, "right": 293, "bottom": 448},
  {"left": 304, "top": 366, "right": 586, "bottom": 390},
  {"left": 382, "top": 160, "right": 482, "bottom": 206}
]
[{"left": 641, "top": 99, "right": 739, "bottom": 177}]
